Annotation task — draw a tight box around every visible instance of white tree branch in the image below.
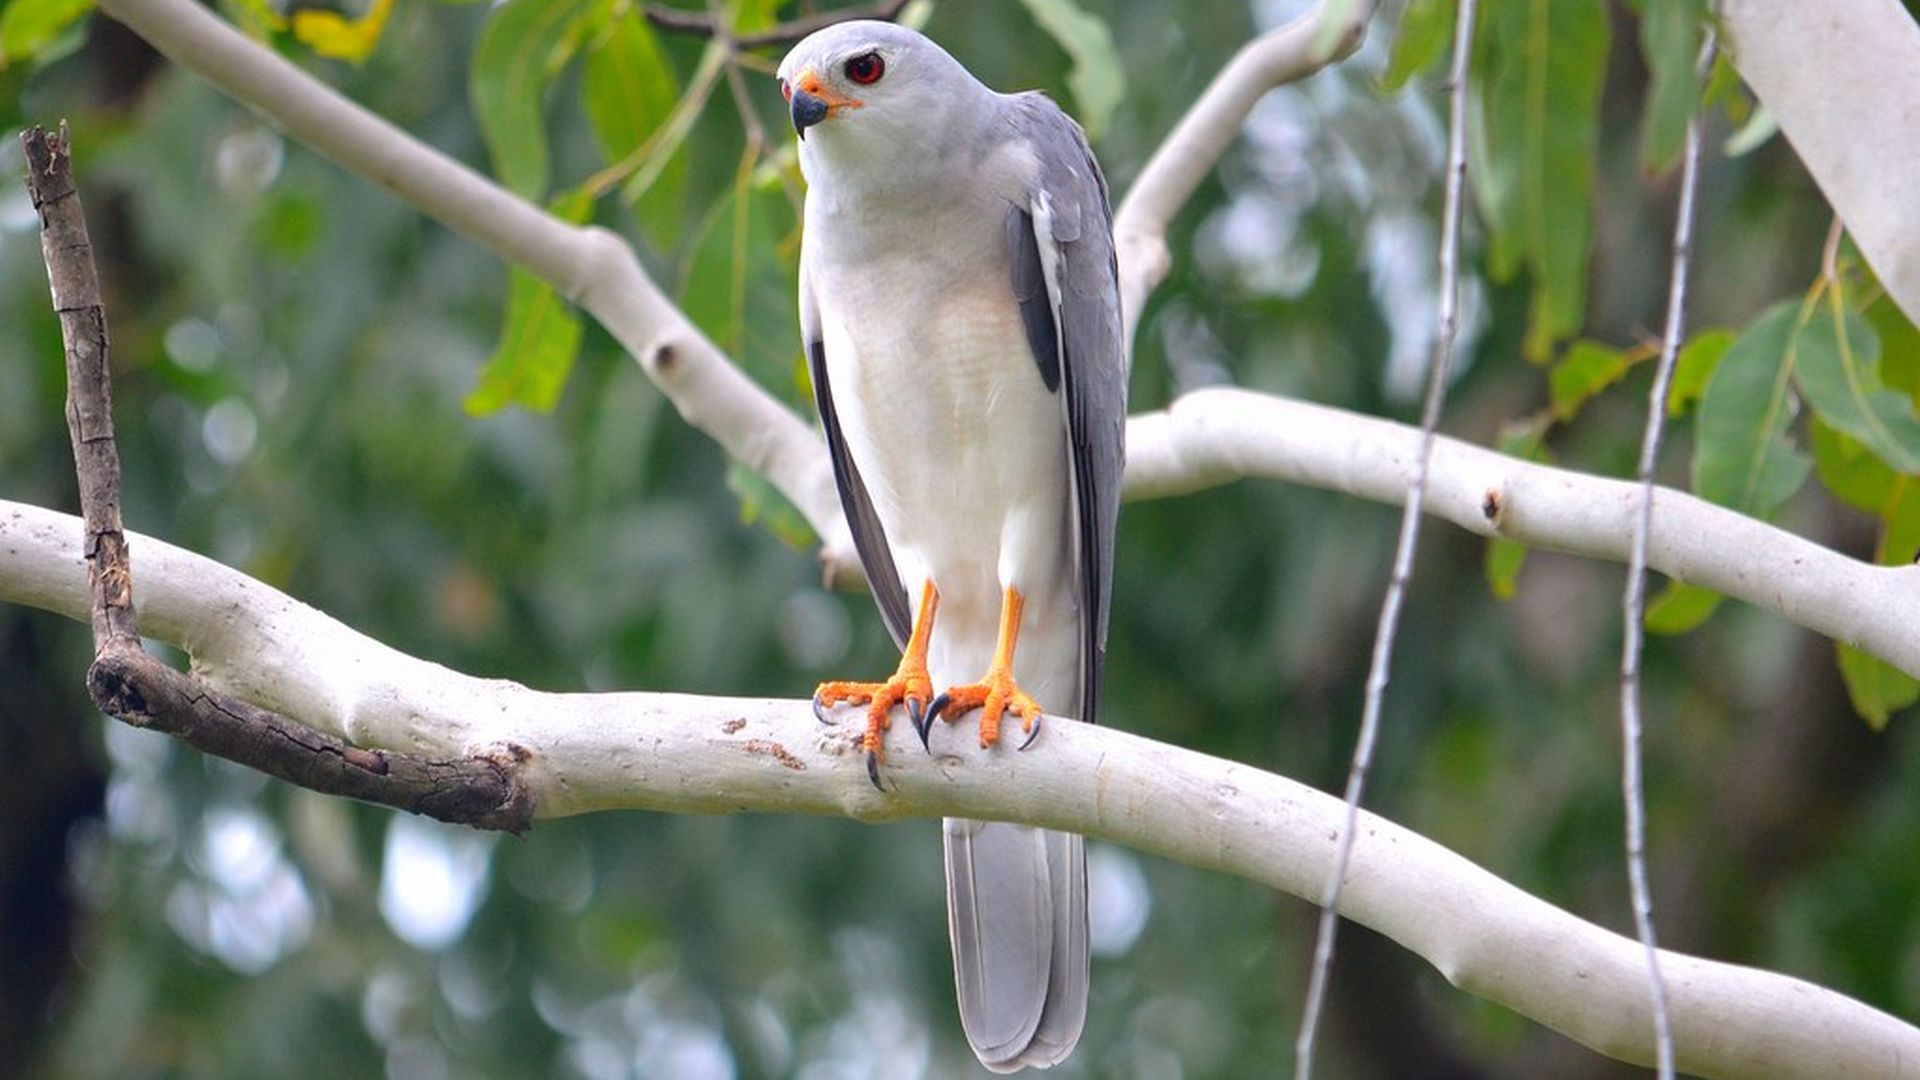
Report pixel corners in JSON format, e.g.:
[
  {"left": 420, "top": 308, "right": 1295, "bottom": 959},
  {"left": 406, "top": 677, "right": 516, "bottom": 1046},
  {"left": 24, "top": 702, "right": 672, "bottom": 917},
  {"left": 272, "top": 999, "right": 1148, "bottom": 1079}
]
[
  {"left": 1720, "top": 0, "right": 1920, "bottom": 323},
  {"left": 1, "top": 497, "right": 1914, "bottom": 1079},
  {"left": 1111, "top": 0, "right": 1376, "bottom": 339},
  {"left": 1123, "top": 389, "right": 1920, "bottom": 676}
]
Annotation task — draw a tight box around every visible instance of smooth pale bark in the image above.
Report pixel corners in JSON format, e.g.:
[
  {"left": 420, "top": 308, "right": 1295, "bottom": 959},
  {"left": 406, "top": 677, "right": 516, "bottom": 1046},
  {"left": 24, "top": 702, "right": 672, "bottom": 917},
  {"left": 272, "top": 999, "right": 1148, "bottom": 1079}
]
[
  {"left": 1, "top": 499, "right": 1916, "bottom": 1079},
  {"left": 1721, "top": 0, "right": 1920, "bottom": 322}
]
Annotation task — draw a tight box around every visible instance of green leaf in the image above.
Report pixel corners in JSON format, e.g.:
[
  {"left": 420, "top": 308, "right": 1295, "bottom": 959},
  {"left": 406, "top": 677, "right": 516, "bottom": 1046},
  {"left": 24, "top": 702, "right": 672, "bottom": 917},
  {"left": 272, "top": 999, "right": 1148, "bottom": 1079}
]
[
  {"left": 1862, "top": 292, "right": 1920, "bottom": 408},
  {"left": 465, "top": 190, "right": 595, "bottom": 415},
  {"left": 1483, "top": 420, "right": 1551, "bottom": 599},
  {"left": 678, "top": 170, "right": 803, "bottom": 399},
  {"left": 471, "top": 0, "right": 596, "bottom": 199},
  {"left": 1791, "top": 304, "right": 1920, "bottom": 473},
  {"left": 1811, "top": 418, "right": 1901, "bottom": 514},
  {"left": 1637, "top": 0, "right": 1704, "bottom": 173},
  {"left": 726, "top": 0, "right": 780, "bottom": 35},
  {"left": 1885, "top": 480, "right": 1920, "bottom": 565},
  {"left": 1693, "top": 302, "right": 1813, "bottom": 516},
  {"left": 1724, "top": 106, "right": 1778, "bottom": 157},
  {"left": 0, "top": 0, "right": 94, "bottom": 61},
  {"left": 1473, "top": 0, "right": 1611, "bottom": 361},
  {"left": 1549, "top": 339, "right": 1636, "bottom": 422},
  {"left": 581, "top": 5, "right": 686, "bottom": 247},
  {"left": 0, "top": 62, "right": 27, "bottom": 131},
  {"left": 1484, "top": 535, "right": 1527, "bottom": 600},
  {"left": 1701, "top": 49, "right": 1746, "bottom": 122},
  {"left": 726, "top": 461, "right": 817, "bottom": 549},
  {"left": 1644, "top": 581, "right": 1723, "bottom": 635},
  {"left": 1836, "top": 642, "right": 1919, "bottom": 731},
  {"left": 618, "top": 40, "right": 727, "bottom": 212},
  {"left": 1012, "top": 0, "right": 1126, "bottom": 140},
  {"left": 1667, "top": 328, "right": 1735, "bottom": 417},
  {"left": 581, "top": 8, "right": 675, "bottom": 163},
  {"left": 1382, "top": 0, "right": 1455, "bottom": 91}
]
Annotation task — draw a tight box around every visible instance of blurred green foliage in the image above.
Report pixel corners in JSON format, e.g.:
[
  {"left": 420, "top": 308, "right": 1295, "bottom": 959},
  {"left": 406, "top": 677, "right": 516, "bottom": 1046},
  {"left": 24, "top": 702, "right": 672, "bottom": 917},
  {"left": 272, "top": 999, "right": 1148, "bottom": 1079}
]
[{"left": 3, "top": 1, "right": 1919, "bottom": 1077}]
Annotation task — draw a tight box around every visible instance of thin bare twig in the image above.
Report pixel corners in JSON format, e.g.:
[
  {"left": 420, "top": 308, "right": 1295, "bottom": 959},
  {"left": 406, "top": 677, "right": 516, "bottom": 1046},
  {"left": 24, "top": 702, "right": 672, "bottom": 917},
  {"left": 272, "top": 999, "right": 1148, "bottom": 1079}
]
[
  {"left": 644, "top": 0, "right": 909, "bottom": 50},
  {"left": 1294, "top": 0, "right": 1477, "bottom": 1073},
  {"left": 23, "top": 123, "right": 534, "bottom": 833},
  {"left": 1621, "top": 28, "right": 1716, "bottom": 1080}
]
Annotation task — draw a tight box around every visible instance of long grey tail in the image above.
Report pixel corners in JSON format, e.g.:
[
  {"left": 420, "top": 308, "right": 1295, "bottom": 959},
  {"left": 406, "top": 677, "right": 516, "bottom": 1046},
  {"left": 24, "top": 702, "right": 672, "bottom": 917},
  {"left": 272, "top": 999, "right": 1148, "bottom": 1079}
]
[{"left": 944, "top": 817, "right": 1088, "bottom": 1072}]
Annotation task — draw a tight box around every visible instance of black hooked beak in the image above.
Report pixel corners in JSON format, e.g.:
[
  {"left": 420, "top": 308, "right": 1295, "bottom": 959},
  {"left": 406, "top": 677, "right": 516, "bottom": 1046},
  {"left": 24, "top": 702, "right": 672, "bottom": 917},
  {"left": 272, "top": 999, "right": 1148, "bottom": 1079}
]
[{"left": 790, "top": 88, "right": 829, "bottom": 139}]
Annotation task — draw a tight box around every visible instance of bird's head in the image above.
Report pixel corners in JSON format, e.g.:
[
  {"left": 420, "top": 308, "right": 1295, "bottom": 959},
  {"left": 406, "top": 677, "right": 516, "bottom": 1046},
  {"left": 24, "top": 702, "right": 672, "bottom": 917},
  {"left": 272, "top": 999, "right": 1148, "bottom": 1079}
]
[{"left": 777, "top": 21, "right": 992, "bottom": 186}]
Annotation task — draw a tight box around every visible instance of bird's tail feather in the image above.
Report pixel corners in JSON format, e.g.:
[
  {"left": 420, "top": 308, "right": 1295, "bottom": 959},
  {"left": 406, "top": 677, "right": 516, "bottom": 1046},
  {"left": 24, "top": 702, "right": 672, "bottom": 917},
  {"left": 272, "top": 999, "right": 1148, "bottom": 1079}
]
[{"left": 945, "top": 818, "right": 1089, "bottom": 1072}]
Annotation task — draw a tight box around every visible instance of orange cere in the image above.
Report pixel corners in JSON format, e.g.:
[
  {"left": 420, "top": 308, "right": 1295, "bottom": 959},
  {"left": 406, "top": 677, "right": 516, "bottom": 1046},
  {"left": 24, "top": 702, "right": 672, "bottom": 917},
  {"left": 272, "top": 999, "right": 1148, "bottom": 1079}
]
[{"left": 795, "top": 67, "right": 865, "bottom": 112}]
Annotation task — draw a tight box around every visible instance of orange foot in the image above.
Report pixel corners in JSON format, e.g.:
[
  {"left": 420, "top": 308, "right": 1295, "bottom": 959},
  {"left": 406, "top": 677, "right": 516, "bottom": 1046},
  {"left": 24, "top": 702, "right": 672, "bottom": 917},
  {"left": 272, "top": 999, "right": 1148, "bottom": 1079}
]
[
  {"left": 814, "top": 581, "right": 938, "bottom": 790},
  {"left": 928, "top": 584, "right": 1043, "bottom": 751},
  {"left": 931, "top": 668, "right": 1043, "bottom": 750}
]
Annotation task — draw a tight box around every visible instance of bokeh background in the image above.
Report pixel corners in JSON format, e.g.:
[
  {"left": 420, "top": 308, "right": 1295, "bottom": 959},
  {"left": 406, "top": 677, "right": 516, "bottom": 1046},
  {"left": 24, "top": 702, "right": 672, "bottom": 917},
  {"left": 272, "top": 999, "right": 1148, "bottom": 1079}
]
[{"left": 3, "top": 0, "right": 1918, "bottom": 1077}]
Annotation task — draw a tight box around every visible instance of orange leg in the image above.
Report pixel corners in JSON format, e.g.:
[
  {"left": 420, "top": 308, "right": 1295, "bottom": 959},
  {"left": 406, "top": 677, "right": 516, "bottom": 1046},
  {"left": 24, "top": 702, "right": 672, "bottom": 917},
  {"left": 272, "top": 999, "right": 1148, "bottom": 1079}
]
[
  {"left": 814, "top": 579, "right": 938, "bottom": 789},
  {"left": 931, "top": 585, "right": 1043, "bottom": 749}
]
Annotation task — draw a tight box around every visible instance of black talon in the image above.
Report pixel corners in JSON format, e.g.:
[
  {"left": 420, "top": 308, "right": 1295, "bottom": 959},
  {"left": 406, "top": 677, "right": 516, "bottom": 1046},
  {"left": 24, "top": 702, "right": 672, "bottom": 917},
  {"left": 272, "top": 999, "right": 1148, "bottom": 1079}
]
[
  {"left": 927, "top": 692, "right": 951, "bottom": 724},
  {"left": 911, "top": 698, "right": 934, "bottom": 750},
  {"left": 1017, "top": 712, "right": 1043, "bottom": 750},
  {"left": 812, "top": 695, "right": 833, "bottom": 724},
  {"left": 866, "top": 749, "right": 884, "bottom": 791}
]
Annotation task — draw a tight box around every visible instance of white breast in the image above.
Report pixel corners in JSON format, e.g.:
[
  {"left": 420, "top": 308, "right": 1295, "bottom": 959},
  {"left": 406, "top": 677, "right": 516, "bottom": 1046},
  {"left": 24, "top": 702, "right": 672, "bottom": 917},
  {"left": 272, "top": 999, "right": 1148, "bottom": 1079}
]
[{"left": 813, "top": 224, "right": 1079, "bottom": 703}]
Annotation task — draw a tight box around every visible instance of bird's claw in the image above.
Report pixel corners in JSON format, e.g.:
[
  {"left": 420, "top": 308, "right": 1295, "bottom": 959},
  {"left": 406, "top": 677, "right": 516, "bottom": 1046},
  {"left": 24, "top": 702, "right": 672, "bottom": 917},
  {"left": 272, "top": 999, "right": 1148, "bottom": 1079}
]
[
  {"left": 933, "top": 671, "right": 1041, "bottom": 749},
  {"left": 1017, "top": 712, "right": 1043, "bottom": 750},
  {"left": 814, "top": 671, "right": 931, "bottom": 787},
  {"left": 918, "top": 692, "right": 951, "bottom": 750}
]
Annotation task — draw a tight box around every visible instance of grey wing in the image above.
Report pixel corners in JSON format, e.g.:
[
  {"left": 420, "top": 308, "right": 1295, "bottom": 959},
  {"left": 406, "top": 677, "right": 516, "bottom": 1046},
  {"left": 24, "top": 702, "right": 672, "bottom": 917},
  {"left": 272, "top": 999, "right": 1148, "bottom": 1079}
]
[
  {"left": 1006, "top": 93, "right": 1127, "bottom": 729},
  {"left": 800, "top": 272, "right": 912, "bottom": 648}
]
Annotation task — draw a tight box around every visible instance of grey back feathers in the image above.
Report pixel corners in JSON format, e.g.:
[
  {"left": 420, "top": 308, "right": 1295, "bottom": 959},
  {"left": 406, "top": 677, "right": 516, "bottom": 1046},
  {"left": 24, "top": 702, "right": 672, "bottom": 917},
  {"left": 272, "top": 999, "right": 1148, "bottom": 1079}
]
[{"left": 1002, "top": 92, "right": 1126, "bottom": 736}]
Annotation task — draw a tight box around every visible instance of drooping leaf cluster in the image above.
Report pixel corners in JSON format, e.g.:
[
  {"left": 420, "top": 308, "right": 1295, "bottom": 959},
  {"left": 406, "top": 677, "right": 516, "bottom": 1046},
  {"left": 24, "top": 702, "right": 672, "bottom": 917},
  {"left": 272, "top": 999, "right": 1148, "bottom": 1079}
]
[{"left": 1389, "top": 0, "right": 1920, "bottom": 727}]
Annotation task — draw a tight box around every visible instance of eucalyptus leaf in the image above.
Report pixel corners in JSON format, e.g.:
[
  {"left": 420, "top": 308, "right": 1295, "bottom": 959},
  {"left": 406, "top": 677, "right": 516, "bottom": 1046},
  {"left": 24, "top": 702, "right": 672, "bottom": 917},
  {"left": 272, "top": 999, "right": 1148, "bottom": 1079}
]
[
  {"left": 727, "top": 461, "right": 818, "bottom": 549},
  {"left": 1667, "top": 328, "right": 1735, "bottom": 417},
  {"left": 678, "top": 173, "right": 803, "bottom": 400},
  {"left": 1810, "top": 418, "right": 1901, "bottom": 515},
  {"left": 1836, "top": 642, "right": 1919, "bottom": 731},
  {"left": 581, "top": 6, "right": 687, "bottom": 247},
  {"left": 1644, "top": 581, "right": 1723, "bottom": 635},
  {"left": 1724, "top": 105, "right": 1778, "bottom": 157},
  {"left": 1637, "top": 0, "right": 1705, "bottom": 173},
  {"left": 1013, "top": 0, "right": 1126, "bottom": 140},
  {"left": 1382, "top": 0, "right": 1455, "bottom": 92},
  {"left": 1791, "top": 306, "right": 1920, "bottom": 473},
  {"left": 471, "top": 0, "right": 597, "bottom": 199},
  {"left": 1473, "top": 0, "right": 1611, "bottom": 361},
  {"left": 0, "top": 0, "right": 93, "bottom": 61},
  {"left": 1693, "top": 302, "right": 1812, "bottom": 517},
  {"left": 1549, "top": 339, "right": 1636, "bottom": 422},
  {"left": 1862, "top": 292, "right": 1920, "bottom": 407},
  {"left": 465, "top": 190, "right": 596, "bottom": 415}
]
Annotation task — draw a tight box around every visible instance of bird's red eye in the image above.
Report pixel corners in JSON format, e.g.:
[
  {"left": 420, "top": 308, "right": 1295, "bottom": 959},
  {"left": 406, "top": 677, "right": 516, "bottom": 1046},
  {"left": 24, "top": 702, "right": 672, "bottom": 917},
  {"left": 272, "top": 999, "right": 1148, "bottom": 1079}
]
[
  {"left": 779, "top": 79, "right": 793, "bottom": 102},
  {"left": 843, "top": 52, "right": 885, "bottom": 86}
]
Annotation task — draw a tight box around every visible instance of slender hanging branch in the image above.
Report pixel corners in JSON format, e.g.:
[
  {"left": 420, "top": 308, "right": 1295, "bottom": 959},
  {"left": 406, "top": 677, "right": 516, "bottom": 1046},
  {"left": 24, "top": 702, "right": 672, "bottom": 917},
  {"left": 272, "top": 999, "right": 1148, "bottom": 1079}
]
[
  {"left": 1620, "top": 29, "right": 1717, "bottom": 1080},
  {"left": 21, "top": 123, "right": 534, "bottom": 834},
  {"left": 1294, "top": 0, "right": 1478, "bottom": 1073}
]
